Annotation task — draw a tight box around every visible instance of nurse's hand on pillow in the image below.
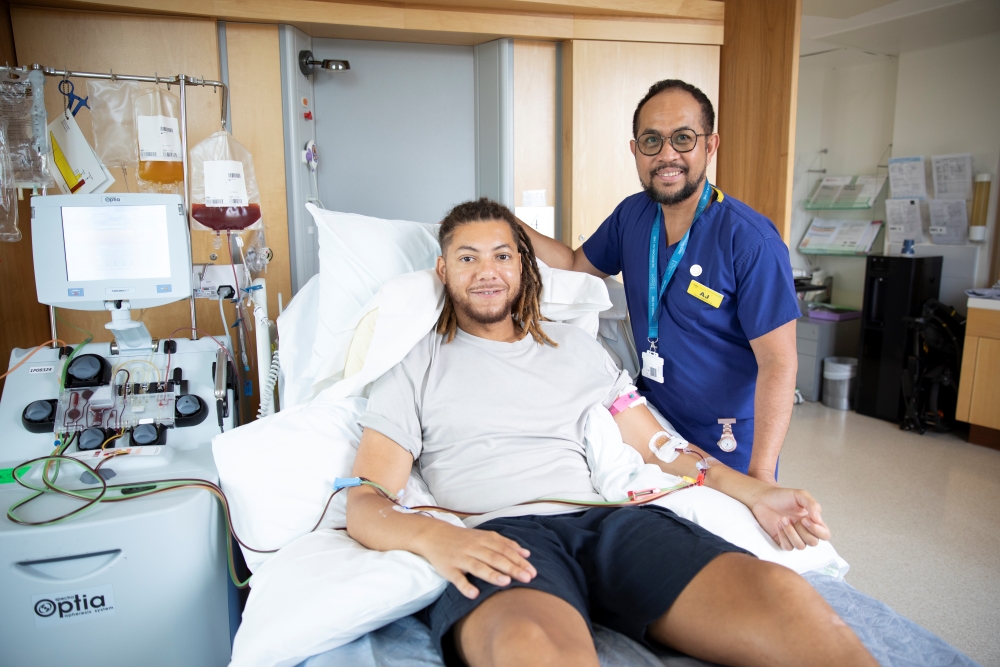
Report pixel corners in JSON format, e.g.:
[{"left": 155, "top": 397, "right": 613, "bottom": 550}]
[{"left": 746, "top": 486, "right": 830, "bottom": 551}]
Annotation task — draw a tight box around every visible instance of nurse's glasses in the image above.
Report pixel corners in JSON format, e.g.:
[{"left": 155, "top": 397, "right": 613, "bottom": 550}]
[{"left": 635, "top": 129, "right": 710, "bottom": 156}]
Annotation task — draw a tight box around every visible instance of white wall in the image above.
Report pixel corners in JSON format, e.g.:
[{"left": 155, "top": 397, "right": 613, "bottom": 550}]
[
  {"left": 791, "top": 55, "right": 898, "bottom": 307},
  {"left": 792, "top": 30, "right": 1000, "bottom": 309},
  {"left": 891, "top": 31, "right": 1000, "bottom": 294}
]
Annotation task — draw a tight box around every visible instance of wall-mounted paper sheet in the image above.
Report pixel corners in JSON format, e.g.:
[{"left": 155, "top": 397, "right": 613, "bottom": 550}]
[
  {"left": 515, "top": 206, "right": 555, "bottom": 238},
  {"left": 886, "top": 198, "right": 924, "bottom": 243},
  {"left": 522, "top": 189, "right": 546, "bottom": 207},
  {"left": 888, "top": 156, "right": 927, "bottom": 199},
  {"left": 931, "top": 153, "right": 973, "bottom": 200},
  {"left": 928, "top": 199, "right": 968, "bottom": 245}
]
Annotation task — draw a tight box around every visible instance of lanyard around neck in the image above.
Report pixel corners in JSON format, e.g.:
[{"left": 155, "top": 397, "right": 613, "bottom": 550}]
[{"left": 647, "top": 179, "right": 713, "bottom": 344}]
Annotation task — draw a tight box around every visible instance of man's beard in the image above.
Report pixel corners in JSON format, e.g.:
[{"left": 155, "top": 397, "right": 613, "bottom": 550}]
[
  {"left": 446, "top": 280, "right": 523, "bottom": 326},
  {"left": 642, "top": 164, "right": 706, "bottom": 207}
]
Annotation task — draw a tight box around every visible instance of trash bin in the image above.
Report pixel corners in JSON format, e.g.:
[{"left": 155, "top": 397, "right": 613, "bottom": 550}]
[{"left": 822, "top": 357, "right": 858, "bottom": 410}]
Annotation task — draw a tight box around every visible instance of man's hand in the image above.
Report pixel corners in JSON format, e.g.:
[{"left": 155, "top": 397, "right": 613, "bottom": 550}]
[
  {"left": 747, "top": 486, "right": 830, "bottom": 551},
  {"left": 417, "top": 522, "right": 537, "bottom": 599}
]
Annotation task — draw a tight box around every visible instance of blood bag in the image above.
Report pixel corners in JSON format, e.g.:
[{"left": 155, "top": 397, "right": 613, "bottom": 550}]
[
  {"left": 0, "top": 119, "right": 19, "bottom": 242},
  {"left": 189, "top": 130, "right": 262, "bottom": 233},
  {"left": 88, "top": 79, "right": 140, "bottom": 169},
  {"left": 134, "top": 86, "right": 183, "bottom": 190}
]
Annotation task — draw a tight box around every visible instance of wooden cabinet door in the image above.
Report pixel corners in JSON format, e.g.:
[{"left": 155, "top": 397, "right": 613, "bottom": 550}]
[
  {"left": 562, "top": 40, "right": 720, "bottom": 249},
  {"left": 970, "top": 337, "right": 1000, "bottom": 430}
]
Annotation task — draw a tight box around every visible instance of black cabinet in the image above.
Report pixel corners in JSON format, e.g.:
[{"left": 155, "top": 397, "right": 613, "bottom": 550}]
[{"left": 856, "top": 255, "right": 942, "bottom": 422}]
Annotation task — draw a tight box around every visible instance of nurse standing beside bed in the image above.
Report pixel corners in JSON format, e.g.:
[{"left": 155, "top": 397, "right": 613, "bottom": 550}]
[{"left": 521, "top": 79, "right": 800, "bottom": 485}]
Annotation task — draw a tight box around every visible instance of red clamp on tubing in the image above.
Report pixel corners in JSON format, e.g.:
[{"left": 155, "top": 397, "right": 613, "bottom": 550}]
[
  {"left": 696, "top": 471, "right": 705, "bottom": 486},
  {"left": 627, "top": 487, "right": 660, "bottom": 501}
]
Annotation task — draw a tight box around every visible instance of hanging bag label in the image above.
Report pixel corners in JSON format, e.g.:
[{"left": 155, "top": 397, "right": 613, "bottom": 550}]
[
  {"left": 204, "top": 160, "right": 249, "bottom": 207},
  {"left": 136, "top": 115, "right": 181, "bottom": 162}
]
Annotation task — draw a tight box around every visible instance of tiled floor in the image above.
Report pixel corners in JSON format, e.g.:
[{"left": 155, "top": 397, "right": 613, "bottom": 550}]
[{"left": 781, "top": 402, "right": 1000, "bottom": 667}]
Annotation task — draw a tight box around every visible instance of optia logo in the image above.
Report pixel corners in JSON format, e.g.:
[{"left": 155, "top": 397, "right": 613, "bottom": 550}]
[
  {"left": 103, "top": 196, "right": 121, "bottom": 203},
  {"left": 31, "top": 585, "right": 116, "bottom": 627}
]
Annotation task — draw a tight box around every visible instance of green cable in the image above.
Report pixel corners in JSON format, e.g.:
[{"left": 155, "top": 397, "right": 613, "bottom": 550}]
[
  {"left": 9, "top": 457, "right": 253, "bottom": 588},
  {"left": 53, "top": 308, "right": 94, "bottom": 391}
]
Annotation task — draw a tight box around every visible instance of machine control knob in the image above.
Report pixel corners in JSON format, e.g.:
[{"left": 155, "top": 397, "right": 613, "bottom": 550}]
[
  {"left": 78, "top": 427, "right": 107, "bottom": 451},
  {"left": 68, "top": 356, "right": 101, "bottom": 380},
  {"left": 24, "top": 400, "right": 53, "bottom": 421},
  {"left": 176, "top": 395, "right": 200, "bottom": 416},
  {"left": 21, "top": 399, "right": 58, "bottom": 433},
  {"left": 174, "top": 394, "right": 208, "bottom": 427},
  {"left": 64, "top": 354, "right": 111, "bottom": 389},
  {"left": 132, "top": 423, "right": 160, "bottom": 446}
]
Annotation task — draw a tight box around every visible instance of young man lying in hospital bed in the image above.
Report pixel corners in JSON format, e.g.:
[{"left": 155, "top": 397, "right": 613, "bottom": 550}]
[{"left": 346, "top": 198, "right": 877, "bottom": 667}]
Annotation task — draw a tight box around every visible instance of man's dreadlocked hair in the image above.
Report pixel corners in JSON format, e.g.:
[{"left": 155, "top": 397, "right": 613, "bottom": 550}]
[{"left": 436, "top": 198, "right": 556, "bottom": 347}]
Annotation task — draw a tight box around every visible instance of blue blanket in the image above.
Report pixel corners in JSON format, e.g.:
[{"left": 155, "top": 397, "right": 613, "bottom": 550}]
[{"left": 299, "top": 573, "right": 978, "bottom": 667}]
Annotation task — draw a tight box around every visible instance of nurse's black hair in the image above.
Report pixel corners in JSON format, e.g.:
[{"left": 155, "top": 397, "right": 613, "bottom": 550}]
[
  {"left": 436, "top": 198, "right": 556, "bottom": 347},
  {"left": 632, "top": 79, "right": 715, "bottom": 138}
]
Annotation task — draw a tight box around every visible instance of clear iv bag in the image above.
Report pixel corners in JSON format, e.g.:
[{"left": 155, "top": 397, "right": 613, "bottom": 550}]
[
  {"left": 134, "top": 87, "right": 183, "bottom": 191},
  {"left": 189, "top": 130, "right": 262, "bottom": 233},
  {"left": 88, "top": 79, "right": 140, "bottom": 169},
  {"left": 0, "top": 69, "right": 55, "bottom": 189},
  {"left": 0, "top": 119, "right": 20, "bottom": 242}
]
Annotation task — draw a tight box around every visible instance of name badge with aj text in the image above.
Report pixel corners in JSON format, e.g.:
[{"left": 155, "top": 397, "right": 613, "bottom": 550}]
[{"left": 687, "top": 280, "right": 723, "bottom": 308}]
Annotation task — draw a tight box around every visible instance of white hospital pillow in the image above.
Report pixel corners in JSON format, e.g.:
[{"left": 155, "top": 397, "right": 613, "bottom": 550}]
[
  {"left": 212, "top": 388, "right": 460, "bottom": 572},
  {"left": 214, "top": 392, "right": 457, "bottom": 665},
  {"left": 212, "top": 393, "right": 368, "bottom": 572},
  {"left": 275, "top": 274, "right": 321, "bottom": 409},
  {"left": 231, "top": 529, "right": 446, "bottom": 667},
  {"left": 305, "top": 204, "right": 441, "bottom": 398},
  {"left": 344, "top": 308, "right": 379, "bottom": 378}
]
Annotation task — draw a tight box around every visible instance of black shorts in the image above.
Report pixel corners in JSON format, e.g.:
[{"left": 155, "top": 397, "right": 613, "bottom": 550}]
[{"left": 420, "top": 504, "right": 750, "bottom": 665}]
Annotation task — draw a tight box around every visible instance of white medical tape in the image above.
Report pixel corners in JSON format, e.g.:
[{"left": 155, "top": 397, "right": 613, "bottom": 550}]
[{"left": 648, "top": 431, "right": 689, "bottom": 464}]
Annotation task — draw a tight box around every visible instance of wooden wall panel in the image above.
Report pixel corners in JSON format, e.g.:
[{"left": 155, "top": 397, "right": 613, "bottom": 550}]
[
  {"left": 715, "top": 0, "right": 800, "bottom": 242},
  {"left": 513, "top": 40, "right": 557, "bottom": 208},
  {"left": 224, "top": 22, "right": 291, "bottom": 329},
  {"left": 0, "top": 1, "right": 57, "bottom": 396},
  {"left": 15, "top": 0, "right": 725, "bottom": 46},
  {"left": 562, "top": 39, "right": 719, "bottom": 248}
]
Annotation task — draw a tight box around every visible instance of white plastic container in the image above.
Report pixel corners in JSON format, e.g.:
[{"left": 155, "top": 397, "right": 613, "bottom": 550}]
[{"left": 822, "top": 357, "right": 858, "bottom": 411}]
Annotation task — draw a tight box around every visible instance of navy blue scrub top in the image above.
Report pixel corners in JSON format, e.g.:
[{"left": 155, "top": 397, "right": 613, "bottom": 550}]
[{"left": 583, "top": 190, "right": 800, "bottom": 473}]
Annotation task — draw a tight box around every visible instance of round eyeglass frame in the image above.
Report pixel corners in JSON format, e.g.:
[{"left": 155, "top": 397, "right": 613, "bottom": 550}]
[{"left": 635, "top": 129, "right": 710, "bottom": 156}]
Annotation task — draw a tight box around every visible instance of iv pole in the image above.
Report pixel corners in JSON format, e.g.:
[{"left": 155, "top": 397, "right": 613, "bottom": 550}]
[{"left": 0, "top": 63, "right": 230, "bottom": 342}]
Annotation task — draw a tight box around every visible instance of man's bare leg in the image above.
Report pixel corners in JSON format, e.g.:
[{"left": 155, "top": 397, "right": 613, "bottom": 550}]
[
  {"left": 651, "top": 553, "right": 877, "bottom": 667},
  {"left": 454, "top": 588, "right": 599, "bottom": 667}
]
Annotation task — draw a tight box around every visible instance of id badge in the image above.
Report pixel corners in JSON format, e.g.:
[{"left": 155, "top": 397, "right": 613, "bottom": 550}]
[{"left": 641, "top": 350, "right": 664, "bottom": 383}]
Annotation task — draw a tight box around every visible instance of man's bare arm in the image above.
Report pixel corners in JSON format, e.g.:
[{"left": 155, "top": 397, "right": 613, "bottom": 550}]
[
  {"left": 347, "top": 428, "right": 536, "bottom": 599},
  {"left": 612, "top": 403, "right": 828, "bottom": 551},
  {"left": 516, "top": 217, "right": 608, "bottom": 277},
  {"left": 747, "top": 320, "right": 798, "bottom": 485}
]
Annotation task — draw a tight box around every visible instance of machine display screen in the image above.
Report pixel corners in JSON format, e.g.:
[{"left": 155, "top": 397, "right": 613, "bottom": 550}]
[{"left": 61, "top": 205, "right": 172, "bottom": 282}]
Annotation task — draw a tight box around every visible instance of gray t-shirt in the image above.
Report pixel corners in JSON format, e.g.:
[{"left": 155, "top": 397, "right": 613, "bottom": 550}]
[{"left": 358, "top": 322, "right": 630, "bottom": 526}]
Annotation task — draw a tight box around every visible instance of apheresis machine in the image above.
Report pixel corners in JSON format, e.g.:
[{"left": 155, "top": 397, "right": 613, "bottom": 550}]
[{"left": 0, "top": 194, "right": 241, "bottom": 666}]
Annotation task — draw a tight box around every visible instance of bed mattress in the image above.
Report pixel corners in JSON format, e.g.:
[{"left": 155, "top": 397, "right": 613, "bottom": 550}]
[{"left": 298, "top": 572, "right": 979, "bottom": 667}]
